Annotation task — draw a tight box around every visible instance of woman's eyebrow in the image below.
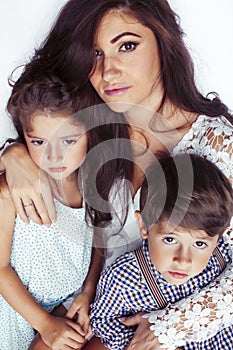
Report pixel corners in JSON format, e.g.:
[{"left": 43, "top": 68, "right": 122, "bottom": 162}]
[{"left": 111, "top": 32, "right": 141, "bottom": 43}]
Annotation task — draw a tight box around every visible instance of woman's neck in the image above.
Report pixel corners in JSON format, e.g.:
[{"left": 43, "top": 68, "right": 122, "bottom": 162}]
[{"left": 125, "top": 102, "right": 198, "bottom": 195}]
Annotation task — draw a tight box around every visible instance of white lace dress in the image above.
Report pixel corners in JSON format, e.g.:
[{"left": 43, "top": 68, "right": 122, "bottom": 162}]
[
  {"left": 146, "top": 114, "right": 233, "bottom": 349},
  {"left": 0, "top": 199, "right": 93, "bottom": 350}
]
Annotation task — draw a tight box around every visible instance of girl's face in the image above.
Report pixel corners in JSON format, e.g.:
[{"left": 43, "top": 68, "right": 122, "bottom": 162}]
[
  {"left": 23, "top": 112, "right": 87, "bottom": 181},
  {"left": 90, "top": 10, "right": 163, "bottom": 116}
]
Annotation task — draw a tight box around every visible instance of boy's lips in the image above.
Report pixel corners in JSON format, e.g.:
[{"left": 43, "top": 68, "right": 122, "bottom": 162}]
[
  {"left": 104, "top": 84, "right": 130, "bottom": 96},
  {"left": 168, "top": 271, "right": 189, "bottom": 279}
]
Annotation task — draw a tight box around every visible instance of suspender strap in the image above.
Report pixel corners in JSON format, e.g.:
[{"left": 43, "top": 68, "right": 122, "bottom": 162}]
[
  {"left": 214, "top": 246, "right": 226, "bottom": 271},
  {"left": 134, "top": 246, "right": 168, "bottom": 309}
]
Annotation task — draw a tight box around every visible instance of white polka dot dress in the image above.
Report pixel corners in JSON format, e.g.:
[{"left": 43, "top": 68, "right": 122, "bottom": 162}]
[{"left": 0, "top": 199, "right": 93, "bottom": 349}]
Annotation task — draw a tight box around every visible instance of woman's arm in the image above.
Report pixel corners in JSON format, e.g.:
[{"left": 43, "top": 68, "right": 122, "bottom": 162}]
[{"left": 1, "top": 143, "right": 56, "bottom": 225}]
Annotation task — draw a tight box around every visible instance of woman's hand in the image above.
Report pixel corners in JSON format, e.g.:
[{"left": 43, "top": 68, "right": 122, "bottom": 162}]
[
  {"left": 1, "top": 143, "right": 56, "bottom": 225},
  {"left": 121, "top": 313, "right": 162, "bottom": 350}
]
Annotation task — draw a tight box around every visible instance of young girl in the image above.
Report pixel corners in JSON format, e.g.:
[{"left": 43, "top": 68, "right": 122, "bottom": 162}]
[{"left": 0, "top": 72, "right": 132, "bottom": 350}]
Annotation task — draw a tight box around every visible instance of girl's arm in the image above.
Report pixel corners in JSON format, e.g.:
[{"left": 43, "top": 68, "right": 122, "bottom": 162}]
[
  {"left": 0, "top": 176, "right": 85, "bottom": 350},
  {"left": 66, "top": 245, "right": 104, "bottom": 334},
  {"left": 1, "top": 143, "right": 56, "bottom": 225}
]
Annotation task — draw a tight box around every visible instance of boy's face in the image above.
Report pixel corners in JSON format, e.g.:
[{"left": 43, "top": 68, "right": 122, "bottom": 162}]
[{"left": 136, "top": 213, "right": 219, "bottom": 285}]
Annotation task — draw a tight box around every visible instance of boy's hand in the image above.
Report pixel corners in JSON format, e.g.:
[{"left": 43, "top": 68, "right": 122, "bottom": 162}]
[
  {"left": 39, "top": 315, "right": 86, "bottom": 350},
  {"left": 66, "top": 292, "right": 92, "bottom": 336}
]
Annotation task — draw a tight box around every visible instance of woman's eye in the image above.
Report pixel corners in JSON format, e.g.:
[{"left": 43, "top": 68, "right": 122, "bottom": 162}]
[
  {"left": 95, "top": 49, "right": 102, "bottom": 57},
  {"left": 194, "top": 241, "right": 207, "bottom": 249},
  {"left": 119, "top": 42, "right": 139, "bottom": 52},
  {"left": 31, "top": 140, "right": 44, "bottom": 146},
  {"left": 163, "top": 237, "right": 176, "bottom": 245}
]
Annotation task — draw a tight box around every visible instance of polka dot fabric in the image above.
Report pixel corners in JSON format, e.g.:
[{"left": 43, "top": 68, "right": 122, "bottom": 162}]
[{"left": 0, "top": 199, "right": 93, "bottom": 349}]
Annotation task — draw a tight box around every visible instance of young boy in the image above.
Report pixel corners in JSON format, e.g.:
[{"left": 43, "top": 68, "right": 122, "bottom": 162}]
[{"left": 88, "top": 154, "right": 233, "bottom": 350}]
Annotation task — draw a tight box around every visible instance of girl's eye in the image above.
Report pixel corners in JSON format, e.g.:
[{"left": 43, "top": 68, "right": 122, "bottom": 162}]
[
  {"left": 119, "top": 41, "right": 139, "bottom": 52},
  {"left": 63, "top": 139, "right": 77, "bottom": 145},
  {"left": 194, "top": 241, "right": 207, "bottom": 249},
  {"left": 31, "top": 140, "right": 44, "bottom": 146},
  {"left": 163, "top": 237, "right": 176, "bottom": 245}
]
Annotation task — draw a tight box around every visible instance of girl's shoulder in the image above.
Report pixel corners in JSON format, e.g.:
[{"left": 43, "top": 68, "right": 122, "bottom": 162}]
[{"left": 0, "top": 174, "right": 13, "bottom": 204}]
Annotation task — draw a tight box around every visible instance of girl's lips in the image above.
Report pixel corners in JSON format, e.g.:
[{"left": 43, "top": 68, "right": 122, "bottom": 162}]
[
  {"left": 168, "top": 271, "right": 189, "bottom": 279},
  {"left": 104, "top": 85, "right": 130, "bottom": 96},
  {"left": 48, "top": 167, "right": 67, "bottom": 173}
]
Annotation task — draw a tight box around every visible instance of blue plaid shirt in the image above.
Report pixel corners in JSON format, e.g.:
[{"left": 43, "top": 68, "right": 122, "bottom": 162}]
[{"left": 91, "top": 237, "right": 231, "bottom": 350}]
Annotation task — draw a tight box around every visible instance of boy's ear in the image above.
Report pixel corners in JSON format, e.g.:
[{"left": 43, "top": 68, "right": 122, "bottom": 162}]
[{"left": 135, "top": 210, "right": 148, "bottom": 239}]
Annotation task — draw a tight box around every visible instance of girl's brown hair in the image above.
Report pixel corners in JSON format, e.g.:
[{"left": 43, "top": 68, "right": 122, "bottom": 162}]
[{"left": 6, "top": 71, "right": 133, "bottom": 226}]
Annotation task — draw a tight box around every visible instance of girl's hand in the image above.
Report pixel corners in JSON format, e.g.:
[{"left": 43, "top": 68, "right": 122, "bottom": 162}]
[
  {"left": 1, "top": 143, "right": 56, "bottom": 225},
  {"left": 66, "top": 292, "right": 91, "bottom": 336},
  {"left": 39, "top": 315, "right": 86, "bottom": 350},
  {"left": 121, "top": 313, "right": 162, "bottom": 350}
]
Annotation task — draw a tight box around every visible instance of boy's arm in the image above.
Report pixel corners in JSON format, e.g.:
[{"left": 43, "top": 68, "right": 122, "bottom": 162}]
[{"left": 1, "top": 143, "right": 56, "bottom": 225}]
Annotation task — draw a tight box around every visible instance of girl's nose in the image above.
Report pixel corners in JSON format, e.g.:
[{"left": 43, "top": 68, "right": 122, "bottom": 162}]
[{"left": 46, "top": 144, "right": 62, "bottom": 162}]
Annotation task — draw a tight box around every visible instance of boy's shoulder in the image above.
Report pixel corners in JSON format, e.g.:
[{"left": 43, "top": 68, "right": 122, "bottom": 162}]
[{"left": 103, "top": 250, "right": 139, "bottom": 280}]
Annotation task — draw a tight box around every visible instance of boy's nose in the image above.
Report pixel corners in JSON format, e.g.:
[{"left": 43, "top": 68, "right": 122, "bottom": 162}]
[{"left": 174, "top": 247, "right": 191, "bottom": 265}]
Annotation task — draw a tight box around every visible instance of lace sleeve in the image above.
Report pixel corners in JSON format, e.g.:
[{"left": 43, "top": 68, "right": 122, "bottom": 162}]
[
  {"left": 145, "top": 258, "right": 233, "bottom": 349},
  {"left": 172, "top": 115, "right": 233, "bottom": 182}
]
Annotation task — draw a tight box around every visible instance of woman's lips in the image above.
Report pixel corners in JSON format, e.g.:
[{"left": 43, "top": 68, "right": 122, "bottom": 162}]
[{"left": 104, "top": 85, "right": 130, "bottom": 96}]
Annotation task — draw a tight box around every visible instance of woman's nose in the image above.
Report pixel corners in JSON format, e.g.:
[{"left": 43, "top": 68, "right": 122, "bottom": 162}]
[{"left": 102, "top": 55, "right": 122, "bottom": 82}]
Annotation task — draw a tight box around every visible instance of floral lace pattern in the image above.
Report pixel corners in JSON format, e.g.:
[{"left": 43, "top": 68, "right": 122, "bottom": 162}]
[
  {"left": 172, "top": 115, "right": 233, "bottom": 182},
  {"left": 145, "top": 261, "right": 233, "bottom": 349},
  {"left": 146, "top": 115, "right": 233, "bottom": 349}
]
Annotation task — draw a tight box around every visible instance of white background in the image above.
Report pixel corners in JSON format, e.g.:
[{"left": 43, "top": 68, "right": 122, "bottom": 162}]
[{"left": 1, "top": 0, "right": 233, "bottom": 143}]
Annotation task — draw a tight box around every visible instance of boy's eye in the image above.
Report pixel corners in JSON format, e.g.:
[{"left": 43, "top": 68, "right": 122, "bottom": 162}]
[
  {"left": 163, "top": 237, "right": 176, "bottom": 245},
  {"left": 119, "top": 41, "right": 139, "bottom": 52},
  {"left": 194, "top": 241, "right": 207, "bottom": 249},
  {"left": 31, "top": 140, "right": 44, "bottom": 146}
]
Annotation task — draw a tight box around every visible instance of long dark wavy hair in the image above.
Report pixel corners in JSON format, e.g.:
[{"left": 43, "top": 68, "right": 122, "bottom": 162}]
[
  {"left": 6, "top": 71, "right": 133, "bottom": 226},
  {"left": 14, "top": 0, "right": 232, "bottom": 124}
]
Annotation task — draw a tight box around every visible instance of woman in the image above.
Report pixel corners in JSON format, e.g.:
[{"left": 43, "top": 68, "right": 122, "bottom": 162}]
[{"left": 2, "top": 1, "right": 233, "bottom": 349}]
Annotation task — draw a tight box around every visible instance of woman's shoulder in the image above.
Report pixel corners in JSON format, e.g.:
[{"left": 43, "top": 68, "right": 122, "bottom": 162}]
[{"left": 173, "top": 114, "right": 233, "bottom": 180}]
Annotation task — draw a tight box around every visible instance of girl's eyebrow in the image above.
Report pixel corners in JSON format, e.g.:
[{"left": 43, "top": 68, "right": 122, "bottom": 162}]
[{"left": 111, "top": 32, "right": 141, "bottom": 44}]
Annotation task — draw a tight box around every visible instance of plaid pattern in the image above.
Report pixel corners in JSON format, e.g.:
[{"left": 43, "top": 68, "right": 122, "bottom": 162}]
[
  {"left": 184, "top": 326, "right": 233, "bottom": 349},
  {"left": 91, "top": 236, "right": 231, "bottom": 350}
]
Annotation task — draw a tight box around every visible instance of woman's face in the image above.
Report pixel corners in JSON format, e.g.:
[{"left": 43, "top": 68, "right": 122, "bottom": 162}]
[{"left": 89, "top": 10, "right": 163, "bottom": 115}]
